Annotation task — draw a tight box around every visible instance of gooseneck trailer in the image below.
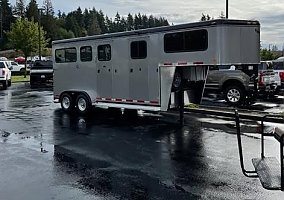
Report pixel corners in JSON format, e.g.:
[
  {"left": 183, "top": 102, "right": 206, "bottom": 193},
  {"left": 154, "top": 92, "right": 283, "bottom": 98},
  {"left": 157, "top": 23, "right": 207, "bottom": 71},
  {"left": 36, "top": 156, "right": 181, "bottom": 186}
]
[{"left": 52, "top": 19, "right": 260, "bottom": 116}]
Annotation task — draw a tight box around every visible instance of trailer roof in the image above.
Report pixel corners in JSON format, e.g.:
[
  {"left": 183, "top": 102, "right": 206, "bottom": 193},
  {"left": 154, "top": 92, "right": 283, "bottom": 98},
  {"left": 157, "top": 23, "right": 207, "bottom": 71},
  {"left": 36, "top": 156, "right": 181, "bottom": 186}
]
[{"left": 52, "top": 19, "right": 260, "bottom": 45}]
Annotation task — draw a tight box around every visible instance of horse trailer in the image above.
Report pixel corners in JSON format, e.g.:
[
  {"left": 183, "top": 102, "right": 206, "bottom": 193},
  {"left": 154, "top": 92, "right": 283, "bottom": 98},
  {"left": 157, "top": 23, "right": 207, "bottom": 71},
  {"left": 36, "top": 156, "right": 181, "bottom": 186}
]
[{"left": 52, "top": 19, "right": 260, "bottom": 116}]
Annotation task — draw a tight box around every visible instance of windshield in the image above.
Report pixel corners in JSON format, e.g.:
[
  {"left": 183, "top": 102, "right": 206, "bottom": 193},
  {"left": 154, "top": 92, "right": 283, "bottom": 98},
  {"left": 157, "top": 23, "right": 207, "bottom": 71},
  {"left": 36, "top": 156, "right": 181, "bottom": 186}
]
[
  {"left": 0, "top": 62, "right": 6, "bottom": 68},
  {"left": 32, "top": 60, "right": 53, "bottom": 69},
  {"left": 273, "top": 61, "right": 284, "bottom": 70}
]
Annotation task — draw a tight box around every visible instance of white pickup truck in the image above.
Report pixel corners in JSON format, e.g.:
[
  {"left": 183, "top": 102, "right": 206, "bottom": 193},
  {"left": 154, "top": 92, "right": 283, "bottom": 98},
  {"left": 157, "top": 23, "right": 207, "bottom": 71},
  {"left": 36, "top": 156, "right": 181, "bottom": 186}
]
[
  {"left": 0, "top": 61, "right": 12, "bottom": 89},
  {"left": 6, "top": 61, "right": 30, "bottom": 74}
]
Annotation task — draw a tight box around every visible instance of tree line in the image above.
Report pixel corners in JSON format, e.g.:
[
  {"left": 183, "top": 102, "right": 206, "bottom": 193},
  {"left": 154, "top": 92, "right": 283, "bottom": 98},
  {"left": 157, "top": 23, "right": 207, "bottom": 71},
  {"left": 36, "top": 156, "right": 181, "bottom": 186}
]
[{"left": 0, "top": 0, "right": 169, "bottom": 50}]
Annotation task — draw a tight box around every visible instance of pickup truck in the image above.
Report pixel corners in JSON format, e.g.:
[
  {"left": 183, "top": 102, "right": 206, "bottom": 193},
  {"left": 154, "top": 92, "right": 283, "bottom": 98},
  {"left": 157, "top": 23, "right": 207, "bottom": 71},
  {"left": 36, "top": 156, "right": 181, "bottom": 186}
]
[
  {"left": 30, "top": 60, "right": 53, "bottom": 88},
  {"left": 205, "top": 65, "right": 258, "bottom": 106},
  {"left": 205, "top": 64, "right": 278, "bottom": 105},
  {"left": 258, "top": 61, "right": 279, "bottom": 96},
  {"left": 0, "top": 60, "right": 12, "bottom": 89}
]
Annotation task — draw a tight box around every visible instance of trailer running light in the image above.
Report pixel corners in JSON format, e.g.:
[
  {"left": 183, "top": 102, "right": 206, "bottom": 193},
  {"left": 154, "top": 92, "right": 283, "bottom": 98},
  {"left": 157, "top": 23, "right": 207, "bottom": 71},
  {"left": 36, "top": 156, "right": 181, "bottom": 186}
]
[{"left": 163, "top": 62, "right": 173, "bottom": 66}]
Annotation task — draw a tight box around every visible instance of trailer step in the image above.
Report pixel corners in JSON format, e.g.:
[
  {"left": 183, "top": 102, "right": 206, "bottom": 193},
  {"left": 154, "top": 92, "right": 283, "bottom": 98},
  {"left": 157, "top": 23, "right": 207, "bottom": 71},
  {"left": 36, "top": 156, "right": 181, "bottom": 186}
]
[{"left": 252, "top": 157, "right": 282, "bottom": 190}]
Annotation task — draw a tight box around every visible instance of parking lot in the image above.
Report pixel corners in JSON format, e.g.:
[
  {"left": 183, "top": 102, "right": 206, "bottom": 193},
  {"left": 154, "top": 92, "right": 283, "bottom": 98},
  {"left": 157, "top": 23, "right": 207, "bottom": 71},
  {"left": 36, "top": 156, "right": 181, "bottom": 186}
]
[{"left": 0, "top": 83, "right": 284, "bottom": 200}]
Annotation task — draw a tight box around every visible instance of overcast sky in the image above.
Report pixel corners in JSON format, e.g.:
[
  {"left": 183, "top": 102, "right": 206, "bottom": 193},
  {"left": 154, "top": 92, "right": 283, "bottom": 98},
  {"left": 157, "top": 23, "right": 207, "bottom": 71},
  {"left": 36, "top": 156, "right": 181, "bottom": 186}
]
[{"left": 10, "top": 0, "right": 284, "bottom": 49}]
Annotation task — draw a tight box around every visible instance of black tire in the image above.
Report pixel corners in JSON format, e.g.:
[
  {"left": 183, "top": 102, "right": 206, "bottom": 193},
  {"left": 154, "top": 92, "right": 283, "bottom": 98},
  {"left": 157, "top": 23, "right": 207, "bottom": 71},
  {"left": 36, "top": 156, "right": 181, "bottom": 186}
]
[
  {"left": 60, "top": 93, "right": 74, "bottom": 112},
  {"left": 224, "top": 85, "right": 244, "bottom": 106},
  {"left": 20, "top": 68, "right": 25, "bottom": 74},
  {"left": 274, "top": 87, "right": 280, "bottom": 95},
  {"left": 172, "top": 70, "right": 182, "bottom": 92},
  {"left": 8, "top": 79, "right": 11, "bottom": 87},
  {"left": 75, "top": 94, "right": 91, "bottom": 115},
  {"left": 2, "top": 80, "right": 7, "bottom": 90}
]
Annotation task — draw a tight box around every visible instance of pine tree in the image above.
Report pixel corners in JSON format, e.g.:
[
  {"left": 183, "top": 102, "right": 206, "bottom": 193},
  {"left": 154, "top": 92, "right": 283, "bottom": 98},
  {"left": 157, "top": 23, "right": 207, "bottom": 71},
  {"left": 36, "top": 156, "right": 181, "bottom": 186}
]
[
  {"left": 43, "top": 0, "right": 54, "bottom": 16},
  {"left": 148, "top": 15, "right": 155, "bottom": 28},
  {"left": 87, "top": 13, "right": 101, "bottom": 36},
  {"left": 127, "top": 13, "right": 134, "bottom": 31},
  {"left": 97, "top": 10, "right": 106, "bottom": 33},
  {"left": 0, "top": 0, "right": 13, "bottom": 32},
  {"left": 14, "top": 0, "right": 25, "bottom": 18},
  {"left": 26, "top": 0, "right": 39, "bottom": 21}
]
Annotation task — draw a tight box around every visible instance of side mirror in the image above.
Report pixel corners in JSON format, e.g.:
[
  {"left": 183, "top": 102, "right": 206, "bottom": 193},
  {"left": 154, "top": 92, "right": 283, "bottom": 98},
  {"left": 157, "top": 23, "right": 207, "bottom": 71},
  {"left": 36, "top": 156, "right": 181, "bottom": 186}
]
[{"left": 9, "top": 66, "right": 13, "bottom": 70}]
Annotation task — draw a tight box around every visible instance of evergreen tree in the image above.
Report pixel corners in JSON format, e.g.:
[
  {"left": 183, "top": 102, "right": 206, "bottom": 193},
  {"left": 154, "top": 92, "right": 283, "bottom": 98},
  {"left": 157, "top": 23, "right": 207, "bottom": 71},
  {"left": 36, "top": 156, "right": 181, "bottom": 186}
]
[
  {"left": 26, "top": 0, "right": 39, "bottom": 21},
  {"left": 97, "top": 10, "right": 106, "bottom": 33},
  {"left": 65, "top": 15, "right": 80, "bottom": 37},
  {"left": 105, "top": 15, "right": 114, "bottom": 33},
  {"left": 127, "top": 13, "right": 134, "bottom": 31},
  {"left": 142, "top": 14, "right": 148, "bottom": 29},
  {"left": 41, "top": 0, "right": 56, "bottom": 46},
  {"left": 43, "top": 0, "right": 54, "bottom": 16},
  {"left": 3, "top": 1, "right": 172, "bottom": 45},
  {"left": 1, "top": 0, "right": 13, "bottom": 33},
  {"left": 0, "top": 0, "right": 14, "bottom": 49},
  {"left": 120, "top": 17, "right": 127, "bottom": 32},
  {"left": 148, "top": 15, "right": 155, "bottom": 28},
  {"left": 87, "top": 13, "right": 101, "bottom": 35},
  {"left": 14, "top": 0, "right": 25, "bottom": 18},
  {"left": 74, "top": 7, "right": 84, "bottom": 28}
]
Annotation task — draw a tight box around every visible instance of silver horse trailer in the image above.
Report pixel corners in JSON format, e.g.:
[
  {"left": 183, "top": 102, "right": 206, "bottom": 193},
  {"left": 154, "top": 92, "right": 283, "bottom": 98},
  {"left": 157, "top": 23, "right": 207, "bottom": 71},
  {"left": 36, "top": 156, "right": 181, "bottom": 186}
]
[{"left": 52, "top": 19, "right": 260, "bottom": 116}]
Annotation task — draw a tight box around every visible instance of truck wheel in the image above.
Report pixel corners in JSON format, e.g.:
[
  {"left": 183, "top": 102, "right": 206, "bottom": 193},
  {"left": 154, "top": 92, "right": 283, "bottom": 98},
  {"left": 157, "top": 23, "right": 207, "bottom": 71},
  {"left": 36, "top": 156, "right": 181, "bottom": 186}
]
[
  {"left": 60, "top": 93, "right": 74, "bottom": 112},
  {"left": 8, "top": 79, "right": 11, "bottom": 87},
  {"left": 2, "top": 80, "right": 7, "bottom": 90},
  {"left": 76, "top": 94, "right": 91, "bottom": 115},
  {"left": 224, "top": 85, "right": 244, "bottom": 106}
]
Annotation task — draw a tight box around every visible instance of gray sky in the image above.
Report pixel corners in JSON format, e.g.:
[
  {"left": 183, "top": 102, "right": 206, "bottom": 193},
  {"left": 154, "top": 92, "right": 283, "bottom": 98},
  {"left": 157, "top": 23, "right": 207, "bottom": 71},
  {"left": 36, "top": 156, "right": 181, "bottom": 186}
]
[{"left": 10, "top": 0, "right": 284, "bottom": 49}]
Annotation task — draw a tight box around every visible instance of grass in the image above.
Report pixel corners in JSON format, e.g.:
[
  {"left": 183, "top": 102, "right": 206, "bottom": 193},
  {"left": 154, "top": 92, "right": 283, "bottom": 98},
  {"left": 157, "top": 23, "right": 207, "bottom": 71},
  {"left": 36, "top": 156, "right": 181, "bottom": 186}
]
[{"left": 11, "top": 75, "right": 30, "bottom": 83}]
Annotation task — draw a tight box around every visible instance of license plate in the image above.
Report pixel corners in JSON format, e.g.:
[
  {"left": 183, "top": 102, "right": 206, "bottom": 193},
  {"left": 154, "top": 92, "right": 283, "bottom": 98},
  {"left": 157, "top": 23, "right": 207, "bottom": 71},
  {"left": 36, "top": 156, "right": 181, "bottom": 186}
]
[{"left": 41, "top": 75, "right": 45, "bottom": 78}]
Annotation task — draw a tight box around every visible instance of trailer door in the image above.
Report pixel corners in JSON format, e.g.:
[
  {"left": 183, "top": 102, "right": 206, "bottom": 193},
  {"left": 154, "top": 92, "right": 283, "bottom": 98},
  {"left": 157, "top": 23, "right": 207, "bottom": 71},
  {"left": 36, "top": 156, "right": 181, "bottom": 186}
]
[
  {"left": 129, "top": 38, "right": 149, "bottom": 101},
  {"left": 96, "top": 42, "right": 113, "bottom": 98}
]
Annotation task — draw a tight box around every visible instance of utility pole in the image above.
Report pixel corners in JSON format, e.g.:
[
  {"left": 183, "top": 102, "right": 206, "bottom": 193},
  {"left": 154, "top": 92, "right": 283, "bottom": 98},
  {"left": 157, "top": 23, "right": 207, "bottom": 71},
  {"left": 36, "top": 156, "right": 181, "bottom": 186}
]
[
  {"left": 226, "top": 0, "right": 229, "bottom": 19},
  {"left": 38, "top": 8, "right": 44, "bottom": 61}
]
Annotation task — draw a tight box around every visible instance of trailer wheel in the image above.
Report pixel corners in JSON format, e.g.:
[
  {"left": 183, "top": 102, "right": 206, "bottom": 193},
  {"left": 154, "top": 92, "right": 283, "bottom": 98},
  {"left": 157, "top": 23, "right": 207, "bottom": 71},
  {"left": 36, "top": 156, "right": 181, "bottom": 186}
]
[
  {"left": 60, "top": 93, "right": 74, "bottom": 112},
  {"left": 76, "top": 94, "right": 91, "bottom": 115},
  {"left": 224, "top": 85, "right": 244, "bottom": 106}
]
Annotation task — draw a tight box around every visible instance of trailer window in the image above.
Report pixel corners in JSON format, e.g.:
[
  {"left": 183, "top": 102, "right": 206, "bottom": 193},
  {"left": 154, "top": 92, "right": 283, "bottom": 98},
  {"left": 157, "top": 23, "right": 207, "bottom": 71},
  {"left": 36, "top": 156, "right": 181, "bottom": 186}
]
[
  {"left": 55, "top": 48, "right": 77, "bottom": 63},
  {"left": 164, "top": 29, "right": 208, "bottom": 53},
  {"left": 131, "top": 41, "right": 147, "bottom": 59},
  {"left": 80, "top": 46, "right": 92, "bottom": 62},
  {"left": 98, "top": 45, "right": 111, "bottom": 61}
]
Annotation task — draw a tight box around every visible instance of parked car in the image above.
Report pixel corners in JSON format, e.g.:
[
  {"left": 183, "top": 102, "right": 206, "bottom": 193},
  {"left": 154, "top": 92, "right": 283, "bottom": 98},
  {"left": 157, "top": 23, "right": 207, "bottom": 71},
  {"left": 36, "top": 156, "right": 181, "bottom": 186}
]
[
  {"left": 0, "top": 61, "right": 12, "bottom": 89},
  {"left": 205, "top": 65, "right": 258, "bottom": 106},
  {"left": 272, "top": 57, "right": 284, "bottom": 91},
  {"left": 6, "top": 61, "right": 29, "bottom": 74},
  {"left": 30, "top": 60, "right": 53, "bottom": 88},
  {"left": 258, "top": 61, "right": 279, "bottom": 95}
]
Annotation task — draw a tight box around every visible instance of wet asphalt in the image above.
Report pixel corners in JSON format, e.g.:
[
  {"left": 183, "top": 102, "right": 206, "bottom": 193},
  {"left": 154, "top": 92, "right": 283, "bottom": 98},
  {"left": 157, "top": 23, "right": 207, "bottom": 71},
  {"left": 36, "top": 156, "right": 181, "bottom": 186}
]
[{"left": 0, "top": 83, "right": 284, "bottom": 200}]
